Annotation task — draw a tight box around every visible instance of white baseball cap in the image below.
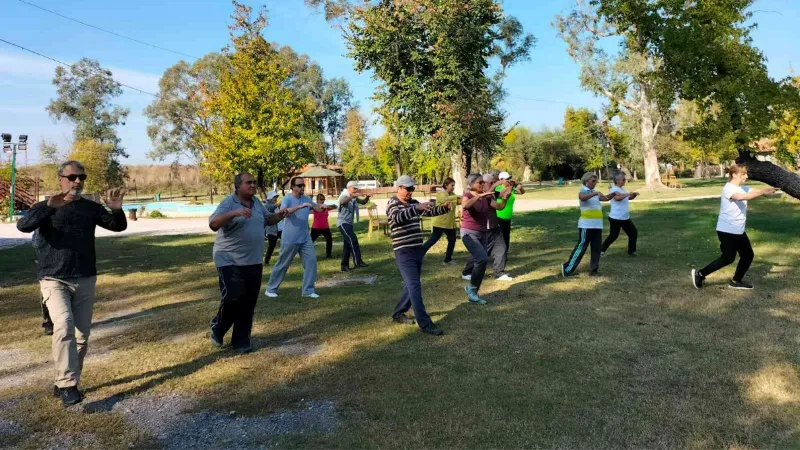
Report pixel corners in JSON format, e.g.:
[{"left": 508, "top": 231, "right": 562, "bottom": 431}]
[
  {"left": 346, "top": 181, "right": 359, "bottom": 188},
  {"left": 499, "top": 172, "right": 512, "bottom": 180},
  {"left": 266, "top": 191, "right": 279, "bottom": 200}
]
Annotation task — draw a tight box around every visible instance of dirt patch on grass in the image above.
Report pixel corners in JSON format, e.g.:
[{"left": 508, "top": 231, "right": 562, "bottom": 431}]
[
  {"left": 82, "top": 393, "right": 338, "bottom": 449},
  {"left": 317, "top": 275, "right": 378, "bottom": 288},
  {"left": 278, "top": 336, "right": 325, "bottom": 357}
]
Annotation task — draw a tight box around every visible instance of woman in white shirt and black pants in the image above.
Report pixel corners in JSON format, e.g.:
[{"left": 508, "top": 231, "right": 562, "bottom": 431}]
[
  {"left": 692, "top": 164, "right": 777, "bottom": 290},
  {"left": 601, "top": 171, "right": 639, "bottom": 256}
]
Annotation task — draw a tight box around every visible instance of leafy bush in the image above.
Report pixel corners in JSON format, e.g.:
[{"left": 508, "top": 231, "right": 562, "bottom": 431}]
[{"left": 148, "top": 210, "right": 167, "bottom": 218}]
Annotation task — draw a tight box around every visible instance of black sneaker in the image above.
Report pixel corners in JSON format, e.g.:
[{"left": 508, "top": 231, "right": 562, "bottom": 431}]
[
  {"left": 341, "top": 266, "right": 351, "bottom": 272},
  {"left": 728, "top": 279, "right": 754, "bottom": 290},
  {"left": 392, "top": 314, "right": 416, "bottom": 325},
  {"left": 691, "top": 269, "right": 705, "bottom": 289},
  {"left": 60, "top": 386, "right": 83, "bottom": 407},
  {"left": 43, "top": 323, "right": 54, "bottom": 336},
  {"left": 53, "top": 385, "right": 61, "bottom": 398},
  {"left": 356, "top": 262, "right": 369, "bottom": 268},
  {"left": 233, "top": 345, "right": 253, "bottom": 354},
  {"left": 589, "top": 271, "right": 600, "bottom": 277},
  {"left": 420, "top": 324, "right": 444, "bottom": 336},
  {"left": 210, "top": 331, "right": 223, "bottom": 348}
]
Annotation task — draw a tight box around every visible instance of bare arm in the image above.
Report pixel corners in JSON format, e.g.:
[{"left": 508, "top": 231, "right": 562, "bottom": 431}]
[
  {"left": 579, "top": 190, "right": 601, "bottom": 201},
  {"left": 462, "top": 192, "right": 492, "bottom": 209},
  {"left": 209, "top": 209, "right": 250, "bottom": 231},
  {"left": 731, "top": 188, "right": 777, "bottom": 201}
]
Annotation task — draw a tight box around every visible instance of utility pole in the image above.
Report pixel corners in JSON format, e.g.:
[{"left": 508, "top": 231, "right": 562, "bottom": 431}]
[{"left": 2, "top": 133, "right": 28, "bottom": 222}]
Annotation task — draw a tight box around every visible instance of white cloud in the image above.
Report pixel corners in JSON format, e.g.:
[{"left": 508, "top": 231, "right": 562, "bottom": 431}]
[{"left": 0, "top": 49, "right": 160, "bottom": 93}]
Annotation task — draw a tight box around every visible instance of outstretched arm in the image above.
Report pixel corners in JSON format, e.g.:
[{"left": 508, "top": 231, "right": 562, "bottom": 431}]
[{"left": 731, "top": 188, "right": 777, "bottom": 201}]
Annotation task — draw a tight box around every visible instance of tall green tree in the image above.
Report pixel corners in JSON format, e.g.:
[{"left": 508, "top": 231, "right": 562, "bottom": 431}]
[
  {"left": 310, "top": 0, "right": 534, "bottom": 193},
  {"left": 198, "top": 2, "right": 314, "bottom": 188},
  {"left": 564, "top": 107, "right": 605, "bottom": 176},
  {"left": 555, "top": 1, "right": 672, "bottom": 189},
  {"left": 47, "top": 58, "right": 129, "bottom": 186},
  {"left": 320, "top": 78, "right": 353, "bottom": 164},
  {"left": 340, "top": 108, "right": 371, "bottom": 180},
  {"left": 597, "top": 0, "right": 800, "bottom": 198},
  {"left": 144, "top": 53, "right": 228, "bottom": 163}
]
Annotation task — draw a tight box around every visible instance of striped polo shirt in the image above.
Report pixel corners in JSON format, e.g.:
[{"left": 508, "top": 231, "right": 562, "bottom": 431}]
[
  {"left": 386, "top": 196, "right": 450, "bottom": 251},
  {"left": 578, "top": 185, "right": 603, "bottom": 229}
]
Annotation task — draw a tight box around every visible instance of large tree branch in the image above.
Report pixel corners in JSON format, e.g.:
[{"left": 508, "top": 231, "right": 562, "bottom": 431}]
[
  {"left": 740, "top": 152, "right": 800, "bottom": 199},
  {"left": 603, "top": 88, "right": 638, "bottom": 110}
]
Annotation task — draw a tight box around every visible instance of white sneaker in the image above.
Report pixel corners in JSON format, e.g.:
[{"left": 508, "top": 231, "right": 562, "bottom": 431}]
[
  {"left": 495, "top": 274, "right": 514, "bottom": 281},
  {"left": 461, "top": 274, "right": 472, "bottom": 281},
  {"left": 265, "top": 291, "right": 278, "bottom": 298},
  {"left": 302, "top": 293, "right": 320, "bottom": 299}
]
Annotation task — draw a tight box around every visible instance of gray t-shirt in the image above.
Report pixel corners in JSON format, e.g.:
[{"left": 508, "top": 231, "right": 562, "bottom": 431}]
[
  {"left": 337, "top": 189, "right": 360, "bottom": 227},
  {"left": 281, "top": 194, "right": 313, "bottom": 244},
  {"left": 210, "top": 194, "right": 271, "bottom": 267}
]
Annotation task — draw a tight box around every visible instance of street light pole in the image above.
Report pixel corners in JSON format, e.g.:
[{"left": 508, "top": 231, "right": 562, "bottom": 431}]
[{"left": 3, "top": 134, "right": 28, "bottom": 222}]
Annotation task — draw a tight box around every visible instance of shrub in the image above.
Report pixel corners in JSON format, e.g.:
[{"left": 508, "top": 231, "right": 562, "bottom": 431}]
[{"left": 148, "top": 210, "right": 167, "bottom": 218}]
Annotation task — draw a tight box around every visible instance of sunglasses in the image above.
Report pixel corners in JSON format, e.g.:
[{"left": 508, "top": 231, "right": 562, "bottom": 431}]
[
  {"left": 400, "top": 186, "right": 415, "bottom": 192},
  {"left": 294, "top": 184, "right": 305, "bottom": 188},
  {"left": 60, "top": 174, "right": 87, "bottom": 182}
]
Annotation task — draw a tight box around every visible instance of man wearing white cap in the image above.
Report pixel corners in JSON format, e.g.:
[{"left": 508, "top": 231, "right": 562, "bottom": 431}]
[
  {"left": 387, "top": 175, "right": 452, "bottom": 336},
  {"left": 338, "top": 181, "right": 371, "bottom": 272},
  {"left": 495, "top": 171, "right": 525, "bottom": 262}
]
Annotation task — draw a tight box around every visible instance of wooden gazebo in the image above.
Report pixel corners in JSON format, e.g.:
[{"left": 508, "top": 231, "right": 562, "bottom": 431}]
[{"left": 297, "top": 166, "right": 345, "bottom": 196}]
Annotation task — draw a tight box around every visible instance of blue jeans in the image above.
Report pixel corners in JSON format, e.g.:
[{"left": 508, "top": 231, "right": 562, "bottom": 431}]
[{"left": 391, "top": 246, "right": 433, "bottom": 329}]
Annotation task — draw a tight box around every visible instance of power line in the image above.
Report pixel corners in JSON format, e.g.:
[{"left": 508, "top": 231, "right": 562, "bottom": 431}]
[
  {"left": 16, "top": 0, "right": 199, "bottom": 60},
  {"left": 0, "top": 37, "right": 159, "bottom": 97}
]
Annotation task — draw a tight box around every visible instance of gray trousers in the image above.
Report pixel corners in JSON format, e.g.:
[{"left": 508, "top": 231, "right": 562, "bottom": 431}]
[{"left": 266, "top": 240, "right": 317, "bottom": 295}]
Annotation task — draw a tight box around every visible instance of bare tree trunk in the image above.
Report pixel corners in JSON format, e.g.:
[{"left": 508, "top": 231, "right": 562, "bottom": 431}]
[
  {"left": 641, "top": 105, "right": 665, "bottom": 189},
  {"left": 522, "top": 164, "right": 532, "bottom": 183},
  {"left": 451, "top": 152, "right": 467, "bottom": 195}
]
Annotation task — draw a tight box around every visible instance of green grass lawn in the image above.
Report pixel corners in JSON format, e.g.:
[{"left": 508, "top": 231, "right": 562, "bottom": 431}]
[
  {"left": 521, "top": 177, "right": 773, "bottom": 201},
  {"left": 1, "top": 197, "right": 799, "bottom": 448}
]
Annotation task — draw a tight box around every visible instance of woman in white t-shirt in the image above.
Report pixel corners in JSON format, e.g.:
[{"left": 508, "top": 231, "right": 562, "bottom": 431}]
[
  {"left": 601, "top": 171, "right": 640, "bottom": 256},
  {"left": 692, "top": 164, "right": 777, "bottom": 290}
]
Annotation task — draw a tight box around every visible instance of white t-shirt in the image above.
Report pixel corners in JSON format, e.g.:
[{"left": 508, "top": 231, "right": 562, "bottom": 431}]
[
  {"left": 578, "top": 186, "right": 603, "bottom": 229},
  {"left": 716, "top": 183, "right": 750, "bottom": 235},
  {"left": 608, "top": 185, "right": 630, "bottom": 220}
]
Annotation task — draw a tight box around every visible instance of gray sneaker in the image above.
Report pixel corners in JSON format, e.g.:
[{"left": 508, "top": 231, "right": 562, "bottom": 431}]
[{"left": 464, "top": 285, "right": 487, "bottom": 305}]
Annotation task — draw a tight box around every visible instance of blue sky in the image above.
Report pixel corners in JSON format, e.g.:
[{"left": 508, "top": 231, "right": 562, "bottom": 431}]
[{"left": 0, "top": 0, "right": 797, "bottom": 165}]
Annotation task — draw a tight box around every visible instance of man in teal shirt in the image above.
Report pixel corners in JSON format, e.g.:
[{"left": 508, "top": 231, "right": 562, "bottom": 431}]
[{"left": 494, "top": 171, "right": 525, "bottom": 263}]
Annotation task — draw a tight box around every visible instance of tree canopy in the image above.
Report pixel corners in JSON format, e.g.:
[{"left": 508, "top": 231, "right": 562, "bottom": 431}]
[{"left": 47, "top": 58, "right": 129, "bottom": 187}]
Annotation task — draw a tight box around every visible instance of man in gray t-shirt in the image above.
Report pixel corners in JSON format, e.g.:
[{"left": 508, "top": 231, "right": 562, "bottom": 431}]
[
  {"left": 337, "top": 181, "right": 371, "bottom": 271},
  {"left": 265, "top": 177, "right": 327, "bottom": 299},
  {"left": 208, "top": 172, "right": 284, "bottom": 353}
]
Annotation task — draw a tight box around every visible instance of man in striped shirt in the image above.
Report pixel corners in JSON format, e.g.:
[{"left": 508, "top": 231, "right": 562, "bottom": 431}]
[{"left": 387, "top": 175, "right": 452, "bottom": 336}]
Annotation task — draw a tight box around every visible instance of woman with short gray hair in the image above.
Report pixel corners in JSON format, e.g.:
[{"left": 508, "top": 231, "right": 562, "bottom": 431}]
[
  {"left": 460, "top": 173, "right": 511, "bottom": 304},
  {"left": 561, "top": 172, "right": 611, "bottom": 277},
  {"left": 601, "top": 171, "right": 639, "bottom": 256}
]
